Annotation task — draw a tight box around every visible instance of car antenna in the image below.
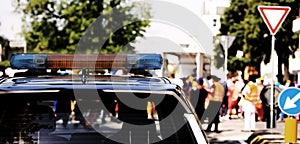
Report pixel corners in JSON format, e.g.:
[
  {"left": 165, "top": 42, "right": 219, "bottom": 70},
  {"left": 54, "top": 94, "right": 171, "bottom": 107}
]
[{"left": 81, "top": 68, "right": 88, "bottom": 85}]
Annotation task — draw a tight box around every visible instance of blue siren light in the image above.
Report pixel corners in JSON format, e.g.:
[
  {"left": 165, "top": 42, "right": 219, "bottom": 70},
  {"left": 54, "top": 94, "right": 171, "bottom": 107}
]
[
  {"left": 127, "top": 54, "right": 163, "bottom": 70},
  {"left": 10, "top": 54, "right": 47, "bottom": 70},
  {"left": 10, "top": 54, "right": 162, "bottom": 71}
]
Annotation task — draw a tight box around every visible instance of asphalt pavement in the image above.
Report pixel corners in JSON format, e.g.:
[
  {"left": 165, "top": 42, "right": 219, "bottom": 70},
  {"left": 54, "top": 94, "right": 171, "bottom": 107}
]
[{"left": 203, "top": 116, "right": 300, "bottom": 144}]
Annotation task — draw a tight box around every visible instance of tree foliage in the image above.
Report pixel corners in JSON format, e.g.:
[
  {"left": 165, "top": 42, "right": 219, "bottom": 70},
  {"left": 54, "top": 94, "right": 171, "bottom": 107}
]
[
  {"left": 218, "top": 0, "right": 299, "bottom": 82},
  {"left": 16, "top": 0, "right": 151, "bottom": 54}
]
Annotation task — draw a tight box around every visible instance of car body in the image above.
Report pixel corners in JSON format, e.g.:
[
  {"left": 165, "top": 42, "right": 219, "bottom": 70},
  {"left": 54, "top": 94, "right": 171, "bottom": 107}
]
[{"left": 0, "top": 54, "right": 208, "bottom": 144}]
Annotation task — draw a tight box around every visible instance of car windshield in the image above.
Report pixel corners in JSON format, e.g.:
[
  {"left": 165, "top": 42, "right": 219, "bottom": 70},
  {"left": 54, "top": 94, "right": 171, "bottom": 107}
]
[{"left": 0, "top": 88, "right": 206, "bottom": 144}]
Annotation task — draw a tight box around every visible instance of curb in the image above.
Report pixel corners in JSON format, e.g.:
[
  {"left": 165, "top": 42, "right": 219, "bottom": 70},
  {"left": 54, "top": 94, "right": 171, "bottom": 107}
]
[{"left": 246, "top": 132, "right": 280, "bottom": 144}]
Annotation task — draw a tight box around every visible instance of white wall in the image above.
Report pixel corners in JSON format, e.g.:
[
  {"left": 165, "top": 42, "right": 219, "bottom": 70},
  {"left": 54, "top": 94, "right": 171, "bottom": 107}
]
[{"left": 133, "top": 0, "right": 231, "bottom": 80}]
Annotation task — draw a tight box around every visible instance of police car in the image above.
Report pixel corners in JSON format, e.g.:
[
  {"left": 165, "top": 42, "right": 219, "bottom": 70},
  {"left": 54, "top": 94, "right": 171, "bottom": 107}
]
[{"left": 0, "top": 54, "right": 208, "bottom": 144}]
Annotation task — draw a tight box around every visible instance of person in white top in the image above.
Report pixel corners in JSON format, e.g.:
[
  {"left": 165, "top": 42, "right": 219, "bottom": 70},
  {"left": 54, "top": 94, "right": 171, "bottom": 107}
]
[{"left": 241, "top": 80, "right": 258, "bottom": 132}]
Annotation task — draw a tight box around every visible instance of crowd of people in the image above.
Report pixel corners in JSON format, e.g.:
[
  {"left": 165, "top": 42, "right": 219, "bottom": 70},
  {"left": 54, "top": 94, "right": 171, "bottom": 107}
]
[
  {"left": 172, "top": 73, "right": 300, "bottom": 133},
  {"left": 52, "top": 72, "right": 300, "bottom": 132}
]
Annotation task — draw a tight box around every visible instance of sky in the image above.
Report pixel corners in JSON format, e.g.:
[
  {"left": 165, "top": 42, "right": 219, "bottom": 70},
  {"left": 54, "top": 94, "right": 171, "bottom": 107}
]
[
  {"left": 0, "top": 0, "right": 23, "bottom": 41},
  {"left": 0, "top": 0, "right": 230, "bottom": 41},
  {"left": 0, "top": 0, "right": 203, "bottom": 41}
]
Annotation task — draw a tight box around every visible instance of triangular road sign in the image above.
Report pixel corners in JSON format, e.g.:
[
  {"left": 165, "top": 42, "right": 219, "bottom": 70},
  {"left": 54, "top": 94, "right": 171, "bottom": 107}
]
[{"left": 258, "top": 6, "right": 291, "bottom": 35}]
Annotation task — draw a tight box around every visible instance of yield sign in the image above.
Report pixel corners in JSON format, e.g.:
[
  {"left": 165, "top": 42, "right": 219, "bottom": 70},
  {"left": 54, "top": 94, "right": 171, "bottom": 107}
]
[{"left": 258, "top": 6, "right": 291, "bottom": 35}]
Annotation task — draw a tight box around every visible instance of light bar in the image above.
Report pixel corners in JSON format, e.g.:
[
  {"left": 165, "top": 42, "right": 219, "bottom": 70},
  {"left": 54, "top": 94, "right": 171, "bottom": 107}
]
[
  {"left": 47, "top": 54, "right": 127, "bottom": 69},
  {"left": 10, "top": 54, "right": 162, "bottom": 70}
]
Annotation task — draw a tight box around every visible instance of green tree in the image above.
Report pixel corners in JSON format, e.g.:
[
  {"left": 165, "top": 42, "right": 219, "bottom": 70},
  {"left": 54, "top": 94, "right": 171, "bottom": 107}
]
[
  {"left": 16, "top": 0, "right": 150, "bottom": 54},
  {"left": 218, "top": 0, "right": 299, "bottom": 82}
]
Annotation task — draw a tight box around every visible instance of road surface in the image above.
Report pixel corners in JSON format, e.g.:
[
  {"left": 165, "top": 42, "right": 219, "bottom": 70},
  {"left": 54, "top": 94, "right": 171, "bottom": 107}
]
[{"left": 204, "top": 116, "right": 300, "bottom": 143}]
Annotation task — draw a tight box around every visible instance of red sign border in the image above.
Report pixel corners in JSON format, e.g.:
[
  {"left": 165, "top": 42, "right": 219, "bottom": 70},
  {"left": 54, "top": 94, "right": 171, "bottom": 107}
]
[{"left": 258, "top": 6, "right": 291, "bottom": 35}]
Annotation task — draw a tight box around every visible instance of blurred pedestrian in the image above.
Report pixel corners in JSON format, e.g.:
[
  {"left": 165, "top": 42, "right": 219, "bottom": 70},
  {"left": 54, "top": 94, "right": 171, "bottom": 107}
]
[
  {"left": 169, "top": 73, "right": 184, "bottom": 88},
  {"left": 227, "top": 76, "right": 239, "bottom": 119},
  {"left": 182, "top": 76, "right": 193, "bottom": 99},
  {"left": 255, "top": 78, "right": 264, "bottom": 121},
  {"left": 206, "top": 76, "right": 224, "bottom": 132},
  {"left": 73, "top": 101, "right": 91, "bottom": 129},
  {"left": 235, "top": 77, "right": 246, "bottom": 118},
  {"left": 55, "top": 96, "right": 71, "bottom": 128},
  {"left": 190, "top": 78, "right": 208, "bottom": 119},
  {"left": 260, "top": 82, "right": 280, "bottom": 128},
  {"left": 241, "top": 79, "right": 259, "bottom": 132},
  {"left": 220, "top": 77, "right": 228, "bottom": 119}
]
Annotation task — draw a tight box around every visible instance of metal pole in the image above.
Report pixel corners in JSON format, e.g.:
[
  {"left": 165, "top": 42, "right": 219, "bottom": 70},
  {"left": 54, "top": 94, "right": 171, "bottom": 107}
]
[
  {"left": 24, "top": 42, "right": 27, "bottom": 53},
  {"left": 0, "top": 44, "right": 2, "bottom": 62},
  {"left": 270, "top": 35, "right": 275, "bottom": 129},
  {"left": 298, "top": 34, "right": 300, "bottom": 84},
  {"left": 224, "top": 36, "right": 228, "bottom": 81},
  {"left": 196, "top": 52, "right": 202, "bottom": 79}
]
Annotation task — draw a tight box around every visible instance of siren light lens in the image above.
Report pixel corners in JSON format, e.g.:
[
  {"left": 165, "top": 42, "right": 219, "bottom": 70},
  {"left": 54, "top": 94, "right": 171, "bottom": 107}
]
[
  {"left": 10, "top": 54, "right": 162, "bottom": 70},
  {"left": 10, "top": 54, "right": 47, "bottom": 70}
]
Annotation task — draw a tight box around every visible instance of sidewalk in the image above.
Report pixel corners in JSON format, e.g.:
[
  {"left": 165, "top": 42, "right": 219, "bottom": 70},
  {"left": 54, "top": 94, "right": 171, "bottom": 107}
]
[
  {"left": 204, "top": 117, "right": 254, "bottom": 143},
  {"left": 204, "top": 116, "right": 300, "bottom": 143},
  {"left": 246, "top": 119, "right": 300, "bottom": 144},
  {"left": 246, "top": 127, "right": 300, "bottom": 143}
]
